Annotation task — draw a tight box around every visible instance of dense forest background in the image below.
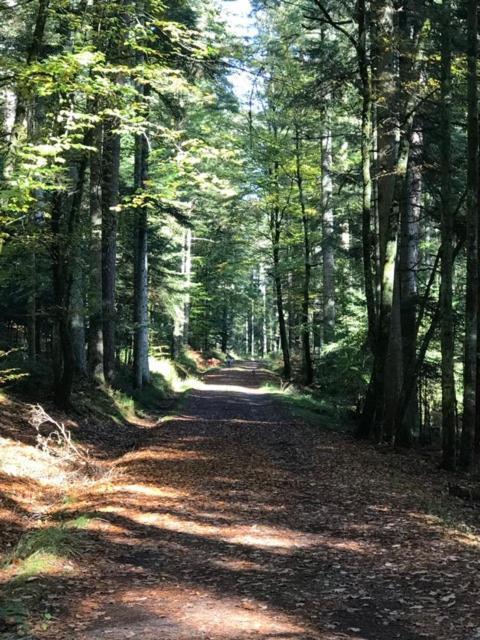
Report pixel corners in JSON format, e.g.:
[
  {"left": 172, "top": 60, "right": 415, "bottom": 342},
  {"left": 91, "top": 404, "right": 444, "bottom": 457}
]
[{"left": 1, "top": 0, "right": 479, "bottom": 472}]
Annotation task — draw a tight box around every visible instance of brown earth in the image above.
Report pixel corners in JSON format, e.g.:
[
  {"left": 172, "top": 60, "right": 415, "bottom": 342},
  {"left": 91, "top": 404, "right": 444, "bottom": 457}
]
[{"left": 2, "top": 362, "right": 480, "bottom": 640}]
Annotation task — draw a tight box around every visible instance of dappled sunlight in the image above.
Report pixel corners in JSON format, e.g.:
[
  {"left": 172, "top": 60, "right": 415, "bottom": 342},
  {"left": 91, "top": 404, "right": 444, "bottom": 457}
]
[
  {"left": 210, "top": 556, "right": 264, "bottom": 571},
  {"left": 3, "top": 363, "right": 479, "bottom": 640},
  {"left": 119, "top": 510, "right": 315, "bottom": 551},
  {"left": 117, "top": 447, "right": 211, "bottom": 464},
  {"left": 82, "top": 585, "right": 311, "bottom": 640},
  {"left": 190, "top": 378, "right": 273, "bottom": 395},
  {"left": 110, "top": 483, "right": 188, "bottom": 499},
  {"left": 89, "top": 502, "right": 374, "bottom": 555},
  {"left": 0, "top": 438, "right": 70, "bottom": 486}
]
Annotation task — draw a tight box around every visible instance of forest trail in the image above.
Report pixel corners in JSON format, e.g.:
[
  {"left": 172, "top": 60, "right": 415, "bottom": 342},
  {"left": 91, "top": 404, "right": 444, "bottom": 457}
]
[{"left": 32, "top": 363, "right": 479, "bottom": 640}]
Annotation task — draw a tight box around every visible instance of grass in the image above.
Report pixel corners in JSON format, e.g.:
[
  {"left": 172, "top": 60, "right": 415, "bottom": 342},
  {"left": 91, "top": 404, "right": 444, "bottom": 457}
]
[
  {"left": 5, "top": 516, "right": 91, "bottom": 573},
  {"left": 0, "top": 517, "right": 91, "bottom": 633},
  {"left": 261, "top": 382, "right": 354, "bottom": 433}
]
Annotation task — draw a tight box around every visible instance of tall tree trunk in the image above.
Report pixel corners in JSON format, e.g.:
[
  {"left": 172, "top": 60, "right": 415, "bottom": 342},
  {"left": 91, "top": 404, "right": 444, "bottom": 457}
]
[
  {"left": 87, "top": 120, "right": 105, "bottom": 383},
  {"left": 133, "top": 128, "right": 150, "bottom": 388},
  {"left": 50, "top": 151, "right": 88, "bottom": 408},
  {"left": 269, "top": 154, "right": 291, "bottom": 379},
  {"left": 359, "top": 0, "right": 425, "bottom": 440},
  {"left": 321, "top": 122, "right": 335, "bottom": 346},
  {"left": 132, "top": 0, "right": 150, "bottom": 389},
  {"left": 273, "top": 237, "right": 291, "bottom": 379},
  {"left": 27, "top": 252, "right": 37, "bottom": 363},
  {"left": 459, "top": 0, "right": 479, "bottom": 469},
  {"left": 182, "top": 228, "right": 192, "bottom": 345},
  {"left": 439, "top": 0, "right": 456, "bottom": 470},
  {"left": 396, "top": 124, "right": 422, "bottom": 446},
  {"left": 70, "top": 258, "right": 87, "bottom": 376},
  {"left": 102, "top": 120, "right": 120, "bottom": 383},
  {"left": 295, "top": 127, "right": 313, "bottom": 384},
  {"left": 460, "top": 0, "right": 479, "bottom": 470}
]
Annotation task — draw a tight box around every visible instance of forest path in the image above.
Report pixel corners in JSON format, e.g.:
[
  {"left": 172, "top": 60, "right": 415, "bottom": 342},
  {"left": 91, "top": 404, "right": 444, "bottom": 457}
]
[{"left": 43, "top": 362, "right": 479, "bottom": 640}]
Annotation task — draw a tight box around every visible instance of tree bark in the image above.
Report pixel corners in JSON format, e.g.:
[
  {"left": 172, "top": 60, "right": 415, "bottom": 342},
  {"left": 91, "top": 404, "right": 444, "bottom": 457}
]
[
  {"left": 321, "top": 122, "right": 335, "bottom": 346},
  {"left": 87, "top": 119, "right": 105, "bottom": 383},
  {"left": 102, "top": 120, "right": 120, "bottom": 383},
  {"left": 460, "top": 0, "right": 479, "bottom": 470},
  {"left": 295, "top": 127, "right": 313, "bottom": 384},
  {"left": 439, "top": 0, "right": 456, "bottom": 470},
  {"left": 132, "top": 0, "right": 150, "bottom": 389},
  {"left": 396, "top": 124, "right": 422, "bottom": 446}
]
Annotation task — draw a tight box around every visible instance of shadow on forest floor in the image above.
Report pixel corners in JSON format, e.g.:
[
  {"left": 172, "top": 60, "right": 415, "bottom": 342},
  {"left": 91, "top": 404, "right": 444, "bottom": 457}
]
[{"left": 1, "top": 362, "right": 480, "bottom": 640}]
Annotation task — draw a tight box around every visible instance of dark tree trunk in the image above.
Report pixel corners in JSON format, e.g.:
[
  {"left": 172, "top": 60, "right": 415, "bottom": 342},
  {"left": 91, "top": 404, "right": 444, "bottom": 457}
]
[
  {"left": 397, "top": 125, "right": 422, "bottom": 446},
  {"left": 50, "top": 152, "right": 88, "bottom": 408},
  {"left": 295, "top": 127, "right": 313, "bottom": 384},
  {"left": 321, "top": 124, "right": 335, "bottom": 346},
  {"left": 439, "top": 0, "right": 456, "bottom": 470},
  {"left": 87, "top": 120, "right": 105, "bottom": 383},
  {"left": 102, "top": 120, "right": 120, "bottom": 383},
  {"left": 460, "top": 0, "right": 479, "bottom": 470}
]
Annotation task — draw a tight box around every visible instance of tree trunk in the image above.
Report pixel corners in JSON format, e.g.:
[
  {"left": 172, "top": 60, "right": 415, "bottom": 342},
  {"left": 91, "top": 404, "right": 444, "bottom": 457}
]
[
  {"left": 396, "top": 124, "right": 422, "bottom": 446},
  {"left": 102, "top": 120, "right": 120, "bottom": 383},
  {"left": 295, "top": 127, "right": 313, "bottom": 384},
  {"left": 87, "top": 120, "right": 105, "bottom": 383},
  {"left": 132, "top": 0, "right": 150, "bottom": 389},
  {"left": 133, "top": 132, "right": 150, "bottom": 388},
  {"left": 182, "top": 228, "right": 192, "bottom": 345},
  {"left": 439, "top": 0, "right": 456, "bottom": 470},
  {"left": 70, "top": 252, "right": 87, "bottom": 376},
  {"left": 460, "top": 0, "right": 479, "bottom": 470},
  {"left": 321, "top": 122, "right": 335, "bottom": 346},
  {"left": 273, "top": 239, "right": 291, "bottom": 380}
]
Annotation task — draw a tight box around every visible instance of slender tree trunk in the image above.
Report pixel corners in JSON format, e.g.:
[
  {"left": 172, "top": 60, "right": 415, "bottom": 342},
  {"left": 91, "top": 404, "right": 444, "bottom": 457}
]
[
  {"left": 460, "top": 0, "right": 479, "bottom": 470},
  {"left": 102, "top": 120, "right": 120, "bottom": 383},
  {"left": 132, "top": 0, "right": 150, "bottom": 389},
  {"left": 27, "top": 252, "right": 37, "bottom": 364},
  {"left": 439, "top": 0, "right": 456, "bottom": 470},
  {"left": 70, "top": 260, "right": 87, "bottom": 376},
  {"left": 294, "top": 127, "right": 313, "bottom": 384},
  {"left": 133, "top": 130, "right": 150, "bottom": 388},
  {"left": 321, "top": 122, "right": 335, "bottom": 346},
  {"left": 269, "top": 154, "right": 291, "bottom": 379},
  {"left": 183, "top": 228, "right": 192, "bottom": 344},
  {"left": 88, "top": 120, "right": 105, "bottom": 383},
  {"left": 273, "top": 238, "right": 291, "bottom": 379}
]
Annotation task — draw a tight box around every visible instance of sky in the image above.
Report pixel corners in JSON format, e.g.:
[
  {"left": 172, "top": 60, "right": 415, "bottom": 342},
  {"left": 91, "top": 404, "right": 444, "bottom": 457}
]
[{"left": 221, "top": 0, "right": 255, "bottom": 102}]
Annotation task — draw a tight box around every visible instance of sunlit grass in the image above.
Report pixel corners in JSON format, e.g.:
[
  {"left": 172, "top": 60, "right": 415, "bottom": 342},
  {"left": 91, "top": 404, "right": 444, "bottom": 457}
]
[
  {"left": 4, "top": 516, "right": 91, "bottom": 575},
  {"left": 260, "top": 382, "right": 350, "bottom": 430}
]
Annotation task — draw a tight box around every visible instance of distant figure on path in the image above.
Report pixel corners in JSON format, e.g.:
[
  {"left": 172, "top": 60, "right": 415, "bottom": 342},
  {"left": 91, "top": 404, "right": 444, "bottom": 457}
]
[{"left": 226, "top": 354, "right": 234, "bottom": 367}]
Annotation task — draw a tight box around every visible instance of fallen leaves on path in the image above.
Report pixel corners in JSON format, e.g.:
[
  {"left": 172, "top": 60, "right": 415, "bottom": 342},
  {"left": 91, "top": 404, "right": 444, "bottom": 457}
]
[{"left": 2, "top": 363, "right": 480, "bottom": 639}]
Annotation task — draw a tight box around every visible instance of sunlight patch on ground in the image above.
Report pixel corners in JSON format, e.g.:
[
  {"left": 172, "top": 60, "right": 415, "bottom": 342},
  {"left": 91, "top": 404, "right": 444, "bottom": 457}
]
[
  {"left": 110, "top": 483, "right": 188, "bottom": 499},
  {"left": 102, "top": 509, "right": 373, "bottom": 555},
  {"left": 118, "top": 448, "right": 211, "bottom": 463},
  {"left": 0, "top": 438, "right": 69, "bottom": 486},
  {"left": 190, "top": 379, "right": 271, "bottom": 395},
  {"left": 81, "top": 585, "right": 310, "bottom": 639},
  {"left": 210, "top": 556, "right": 264, "bottom": 571}
]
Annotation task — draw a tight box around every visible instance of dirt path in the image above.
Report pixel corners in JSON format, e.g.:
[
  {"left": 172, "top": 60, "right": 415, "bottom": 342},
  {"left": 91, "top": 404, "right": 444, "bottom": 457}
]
[{"left": 29, "top": 363, "right": 480, "bottom": 640}]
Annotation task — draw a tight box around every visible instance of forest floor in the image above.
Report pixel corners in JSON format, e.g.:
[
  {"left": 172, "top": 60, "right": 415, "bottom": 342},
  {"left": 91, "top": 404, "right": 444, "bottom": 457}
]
[{"left": 2, "top": 362, "right": 480, "bottom": 640}]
